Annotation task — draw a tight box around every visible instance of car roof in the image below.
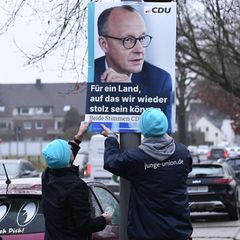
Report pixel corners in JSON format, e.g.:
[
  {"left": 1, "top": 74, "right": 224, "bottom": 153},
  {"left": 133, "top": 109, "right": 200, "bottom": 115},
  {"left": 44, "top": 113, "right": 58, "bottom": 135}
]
[
  {"left": 209, "top": 146, "right": 227, "bottom": 150},
  {"left": 0, "top": 177, "right": 42, "bottom": 195},
  {"left": 218, "top": 156, "right": 240, "bottom": 162},
  {"left": 226, "top": 156, "right": 240, "bottom": 160},
  {"left": 0, "top": 159, "right": 31, "bottom": 163},
  {"left": 193, "top": 160, "right": 226, "bottom": 167},
  {"left": 0, "top": 177, "right": 107, "bottom": 196}
]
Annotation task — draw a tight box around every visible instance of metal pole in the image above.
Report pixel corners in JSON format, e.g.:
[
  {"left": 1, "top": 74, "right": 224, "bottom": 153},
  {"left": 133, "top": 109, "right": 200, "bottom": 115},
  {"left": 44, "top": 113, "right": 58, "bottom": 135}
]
[
  {"left": 120, "top": 133, "right": 141, "bottom": 240},
  {"left": 119, "top": 1, "right": 143, "bottom": 239}
]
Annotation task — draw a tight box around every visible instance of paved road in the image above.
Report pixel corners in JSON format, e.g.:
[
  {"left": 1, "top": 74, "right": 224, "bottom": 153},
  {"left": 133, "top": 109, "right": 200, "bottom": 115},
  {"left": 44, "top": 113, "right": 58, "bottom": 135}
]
[{"left": 191, "top": 213, "right": 240, "bottom": 240}]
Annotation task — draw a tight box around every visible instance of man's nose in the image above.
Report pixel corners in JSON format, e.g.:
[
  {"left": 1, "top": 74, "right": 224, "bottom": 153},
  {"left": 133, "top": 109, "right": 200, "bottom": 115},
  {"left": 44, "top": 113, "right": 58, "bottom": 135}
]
[{"left": 132, "top": 39, "right": 144, "bottom": 51}]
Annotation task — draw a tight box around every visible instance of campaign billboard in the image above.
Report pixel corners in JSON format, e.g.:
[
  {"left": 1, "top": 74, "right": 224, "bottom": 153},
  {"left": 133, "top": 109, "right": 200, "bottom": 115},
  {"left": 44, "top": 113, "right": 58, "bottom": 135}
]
[{"left": 85, "top": 2, "right": 176, "bottom": 133}]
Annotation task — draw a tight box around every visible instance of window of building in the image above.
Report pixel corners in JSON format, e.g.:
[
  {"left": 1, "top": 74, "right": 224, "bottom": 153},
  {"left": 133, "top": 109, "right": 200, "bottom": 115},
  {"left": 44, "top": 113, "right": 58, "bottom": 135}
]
[
  {"left": 0, "top": 106, "right": 5, "bottom": 112},
  {"left": 54, "top": 120, "right": 62, "bottom": 130},
  {"left": 24, "top": 121, "right": 32, "bottom": 130},
  {"left": 43, "top": 107, "right": 51, "bottom": 114},
  {"left": 12, "top": 108, "right": 18, "bottom": 116},
  {"left": 0, "top": 122, "right": 7, "bottom": 129},
  {"left": 36, "top": 107, "right": 43, "bottom": 114},
  {"left": 21, "top": 107, "right": 29, "bottom": 115},
  {"left": 35, "top": 120, "right": 43, "bottom": 129}
]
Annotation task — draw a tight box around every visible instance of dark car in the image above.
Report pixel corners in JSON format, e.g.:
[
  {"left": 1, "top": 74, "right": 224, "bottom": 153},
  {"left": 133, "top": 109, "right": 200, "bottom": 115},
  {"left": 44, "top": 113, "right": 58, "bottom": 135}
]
[
  {"left": 0, "top": 178, "right": 119, "bottom": 240},
  {"left": 187, "top": 161, "right": 240, "bottom": 220},
  {"left": 218, "top": 156, "right": 240, "bottom": 179},
  {"left": 207, "top": 147, "right": 229, "bottom": 161},
  {"left": 0, "top": 159, "right": 39, "bottom": 180}
]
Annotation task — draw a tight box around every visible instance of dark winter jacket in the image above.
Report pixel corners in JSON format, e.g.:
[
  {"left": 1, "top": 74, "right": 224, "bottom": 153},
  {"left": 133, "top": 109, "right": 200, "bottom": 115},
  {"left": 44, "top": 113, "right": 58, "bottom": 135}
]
[
  {"left": 104, "top": 135, "right": 193, "bottom": 240},
  {"left": 42, "top": 166, "right": 106, "bottom": 240}
]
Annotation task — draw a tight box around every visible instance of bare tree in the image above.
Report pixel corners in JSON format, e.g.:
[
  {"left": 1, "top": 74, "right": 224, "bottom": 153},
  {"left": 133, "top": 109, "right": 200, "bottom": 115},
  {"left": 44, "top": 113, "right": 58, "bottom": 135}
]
[
  {"left": 177, "top": 0, "right": 240, "bottom": 98},
  {"left": 1, "top": 0, "right": 239, "bottom": 88},
  {"left": 1, "top": 0, "right": 240, "bottom": 139},
  {"left": 175, "top": 49, "right": 198, "bottom": 144},
  {"left": 176, "top": 0, "right": 240, "bottom": 140},
  {"left": 0, "top": 0, "right": 91, "bottom": 81},
  {"left": 196, "top": 79, "right": 240, "bottom": 134}
]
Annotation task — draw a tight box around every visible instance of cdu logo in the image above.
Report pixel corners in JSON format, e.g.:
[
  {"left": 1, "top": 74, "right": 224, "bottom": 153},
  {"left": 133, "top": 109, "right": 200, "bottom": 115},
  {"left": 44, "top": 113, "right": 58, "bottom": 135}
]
[
  {"left": 17, "top": 201, "right": 39, "bottom": 227},
  {"left": 0, "top": 202, "right": 11, "bottom": 222},
  {"left": 144, "top": 6, "right": 171, "bottom": 14}
]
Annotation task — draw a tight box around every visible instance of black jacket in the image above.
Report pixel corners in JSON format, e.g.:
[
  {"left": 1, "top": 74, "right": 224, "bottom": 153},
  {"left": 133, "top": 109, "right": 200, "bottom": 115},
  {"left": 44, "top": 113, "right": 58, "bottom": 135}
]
[
  {"left": 104, "top": 136, "right": 193, "bottom": 240},
  {"left": 42, "top": 166, "right": 106, "bottom": 240}
]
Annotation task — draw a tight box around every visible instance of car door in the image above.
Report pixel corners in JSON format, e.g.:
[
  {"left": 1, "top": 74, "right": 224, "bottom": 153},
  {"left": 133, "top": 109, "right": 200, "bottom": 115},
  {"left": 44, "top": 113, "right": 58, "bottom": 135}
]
[
  {"left": 89, "top": 185, "right": 119, "bottom": 240},
  {"left": 226, "top": 164, "right": 240, "bottom": 207}
]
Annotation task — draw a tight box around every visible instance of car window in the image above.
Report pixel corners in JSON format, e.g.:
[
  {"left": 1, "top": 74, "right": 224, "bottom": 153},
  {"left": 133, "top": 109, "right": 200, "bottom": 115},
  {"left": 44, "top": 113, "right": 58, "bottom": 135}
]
[
  {"left": 210, "top": 149, "right": 224, "bottom": 158},
  {"left": 189, "top": 165, "right": 224, "bottom": 177},
  {"left": 228, "top": 159, "right": 240, "bottom": 170},
  {"left": 91, "top": 186, "right": 119, "bottom": 225},
  {"left": 224, "top": 164, "right": 235, "bottom": 177},
  {"left": 228, "top": 160, "right": 236, "bottom": 167},
  {"left": 0, "top": 196, "right": 44, "bottom": 235},
  {"left": 24, "top": 162, "right": 35, "bottom": 171},
  {"left": 92, "top": 187, "right": 118, "bottom": 213},
  {"left": 88, "top": 189, "right": 102, "bottom": 218},
  {"left": 21, "top": 161, "right": 34, "bottom": 172},
  {"left": 0, "top": 163, "right": 19, "bottom": 176}
]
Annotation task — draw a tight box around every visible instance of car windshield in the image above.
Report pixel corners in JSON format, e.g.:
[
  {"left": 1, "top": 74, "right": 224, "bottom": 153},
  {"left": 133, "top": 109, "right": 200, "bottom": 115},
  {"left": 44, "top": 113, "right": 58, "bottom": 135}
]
[
  {"left": 189, "top": 165, "right": 224, "bottom": 177},
  {"left": 211, "top": 149, "right": 224, "bottom": 157},
  {"left": 0, "top": 163, "right": 19, "bottom": 176}
]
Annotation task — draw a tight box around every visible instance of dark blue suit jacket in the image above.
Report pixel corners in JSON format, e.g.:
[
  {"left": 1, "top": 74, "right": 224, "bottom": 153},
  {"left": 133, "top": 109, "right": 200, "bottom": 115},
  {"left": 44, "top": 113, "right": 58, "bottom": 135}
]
[
  {"left": 93, "top": 56, "right": 173, "bottom": 133},
  {"left": 94, "top": 56, "right": 172, "bottom": 96}
]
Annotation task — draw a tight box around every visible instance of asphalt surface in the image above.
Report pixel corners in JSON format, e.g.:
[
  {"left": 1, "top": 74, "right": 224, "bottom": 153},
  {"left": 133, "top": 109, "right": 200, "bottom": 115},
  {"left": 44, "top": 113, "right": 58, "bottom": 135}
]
[{"left": 191, "top": 213, "right": 240, "bottom": 240}]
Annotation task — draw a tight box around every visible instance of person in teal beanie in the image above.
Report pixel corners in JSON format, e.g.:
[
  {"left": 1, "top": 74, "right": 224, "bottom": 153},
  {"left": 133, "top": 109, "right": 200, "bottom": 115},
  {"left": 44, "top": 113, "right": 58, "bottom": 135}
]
[
  {"left": 42, "top": 121, "right": 112, "bottom": 240},
  {"left": 101, "top": 108, "right": 193, "bottom": 240}
]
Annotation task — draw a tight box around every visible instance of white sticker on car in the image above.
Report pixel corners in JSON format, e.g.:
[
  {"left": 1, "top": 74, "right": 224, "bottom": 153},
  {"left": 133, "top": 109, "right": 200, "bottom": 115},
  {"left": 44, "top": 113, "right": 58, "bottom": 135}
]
[
  {"left": 0, "top": 202, "right": 11, "bottom": 222},
  {"left": 17, "top": 201, "right": 39, "bottom": 227}
]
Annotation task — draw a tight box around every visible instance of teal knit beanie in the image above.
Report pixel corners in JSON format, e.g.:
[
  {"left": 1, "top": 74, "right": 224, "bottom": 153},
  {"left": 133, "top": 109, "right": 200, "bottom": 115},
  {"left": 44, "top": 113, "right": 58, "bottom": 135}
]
[
  {"left": 42, "top": 139, "right": 71, "bottom": 168},
  {"left": 140, "top": 108, "right": 168, "bottom": 137}
]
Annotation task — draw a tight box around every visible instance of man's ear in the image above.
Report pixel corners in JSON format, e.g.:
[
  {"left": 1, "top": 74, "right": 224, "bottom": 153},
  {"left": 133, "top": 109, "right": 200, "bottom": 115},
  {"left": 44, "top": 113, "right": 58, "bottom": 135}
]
[{"left": 98, "top": 36, "right": 109, "bottom": 53}]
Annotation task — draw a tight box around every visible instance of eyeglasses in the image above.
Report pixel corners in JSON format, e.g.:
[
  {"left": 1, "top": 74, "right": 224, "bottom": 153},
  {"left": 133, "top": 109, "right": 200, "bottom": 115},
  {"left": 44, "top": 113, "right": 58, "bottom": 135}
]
[{"left": 102, "top": 34, "right": 152, "bottom": 49}]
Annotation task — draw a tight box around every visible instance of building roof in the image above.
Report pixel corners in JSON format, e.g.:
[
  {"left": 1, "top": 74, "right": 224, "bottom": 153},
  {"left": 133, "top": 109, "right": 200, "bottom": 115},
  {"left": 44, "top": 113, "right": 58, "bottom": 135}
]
[
  {"left": 189, "top": 102, "right": 228, "bottom": 130},
  {"left": 0, "top": 79, "right": 87, "bottom": 117}
]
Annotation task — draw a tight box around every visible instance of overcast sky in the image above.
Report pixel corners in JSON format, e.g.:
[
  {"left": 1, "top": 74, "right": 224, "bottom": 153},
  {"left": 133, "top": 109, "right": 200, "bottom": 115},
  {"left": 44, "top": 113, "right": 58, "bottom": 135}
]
[
  {"left": 0, "top": 0, "right": 177, "bottom": 85},
  {"left": 0, "top": 3, "right": 84, "bottom": 85},
  {"left": 0, "top": 28, "right": 80, "bottom": 84}
]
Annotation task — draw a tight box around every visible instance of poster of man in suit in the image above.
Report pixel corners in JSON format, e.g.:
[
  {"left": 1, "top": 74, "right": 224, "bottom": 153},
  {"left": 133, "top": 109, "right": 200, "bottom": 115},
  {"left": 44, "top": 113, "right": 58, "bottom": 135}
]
[{"left": 85, "top": 2, "right": 176, "bottom": 133}]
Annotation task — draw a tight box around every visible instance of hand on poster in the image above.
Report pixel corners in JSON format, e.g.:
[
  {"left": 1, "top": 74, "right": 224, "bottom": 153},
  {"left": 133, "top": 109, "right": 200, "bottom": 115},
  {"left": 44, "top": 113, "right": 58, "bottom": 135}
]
[{"left": 101, "top": 68, "right": 131, "bottom": 83}]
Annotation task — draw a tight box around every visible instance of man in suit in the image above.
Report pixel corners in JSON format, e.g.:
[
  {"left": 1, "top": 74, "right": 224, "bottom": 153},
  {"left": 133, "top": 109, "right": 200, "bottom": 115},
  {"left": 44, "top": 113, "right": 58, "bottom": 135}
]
[{"left": 93, "top": 5, "right": 172, "bottom": 132}]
